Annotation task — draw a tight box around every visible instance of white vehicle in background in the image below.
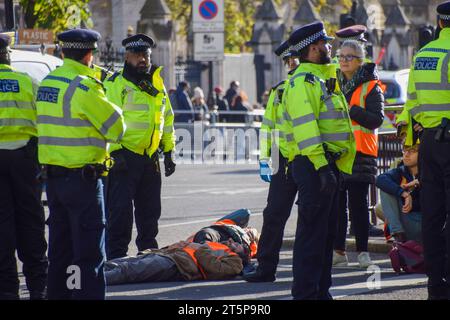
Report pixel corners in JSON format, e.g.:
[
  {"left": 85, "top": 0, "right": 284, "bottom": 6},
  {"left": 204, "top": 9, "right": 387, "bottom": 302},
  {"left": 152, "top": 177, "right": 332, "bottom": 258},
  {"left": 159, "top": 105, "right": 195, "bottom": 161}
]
[
  {"left": 378, "top": 68, "right": 410, "bottom": 133},
  {"left": 10, "top": 49, "right": 62, "bottom": 82}
]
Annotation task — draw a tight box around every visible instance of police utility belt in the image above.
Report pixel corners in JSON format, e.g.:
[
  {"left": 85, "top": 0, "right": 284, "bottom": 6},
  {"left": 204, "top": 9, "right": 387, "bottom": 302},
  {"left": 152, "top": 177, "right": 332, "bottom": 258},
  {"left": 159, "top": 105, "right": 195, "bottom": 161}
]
[{"left": 41, "top": 164, "right": 106, "bottom": 181}]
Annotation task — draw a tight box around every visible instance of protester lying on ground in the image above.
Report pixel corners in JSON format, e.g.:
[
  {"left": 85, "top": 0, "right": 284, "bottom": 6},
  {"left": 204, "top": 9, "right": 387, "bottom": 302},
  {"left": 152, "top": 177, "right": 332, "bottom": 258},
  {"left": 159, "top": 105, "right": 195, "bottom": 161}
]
[
  {"left": 375, "top": 143, "right": 422, "bottom": 244},
  {"left": 105, "top": 209, "right": 259, "bottom": 285},
  {"left": 105, "top": 238, "right": 248, "bottom": 285},
  {"left": 188, "top": 208, "right": 259, "bottom": 259}
]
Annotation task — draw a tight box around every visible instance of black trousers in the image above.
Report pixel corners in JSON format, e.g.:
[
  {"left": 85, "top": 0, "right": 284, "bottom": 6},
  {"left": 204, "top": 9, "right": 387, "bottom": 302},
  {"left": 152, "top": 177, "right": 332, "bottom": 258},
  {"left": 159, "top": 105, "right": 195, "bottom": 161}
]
[
  {"left": 291, "top": 155, "right": 339, "bottom": 300},
  {"left": 106, "top": 148, "right": 162, "bottom": 260},
  {"left": 256, "top": 154, "right": 297, "bottom": 276},
  {"left": 335, "top": 181, "right": 370, "bottom": 252},
  {"left": 419, "top": 130, "right": 450, "bottom": 291},
  {"left": 0, "top": 146, "right": 47, "bottom": 299},
  {"left": 46, "top": 173, "right": 106, "bottom": 300}
]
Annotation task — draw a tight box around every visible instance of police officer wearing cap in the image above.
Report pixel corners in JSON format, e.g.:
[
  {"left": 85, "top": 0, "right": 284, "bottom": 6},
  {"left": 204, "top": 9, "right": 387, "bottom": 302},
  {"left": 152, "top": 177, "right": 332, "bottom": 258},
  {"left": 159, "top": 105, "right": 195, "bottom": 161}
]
[
  {"left": 332, "top": 25, "right": 371, "bottom": 64},
  {"left": 398, "top": 1, "right": 450, "bottom": 300},
  {"left": 0, "top": 34, "right": 48, "bottom": 300},
  {"left": 244, "top": 40, "right": 299, "bottom": 282},
  {"left": 282, "top": 21, "right": 356, "bottom": 299},
  {"left": 104, "top": 34, "right": 176, "bottom": 260},
  {"left": 36, "top": 29, "right": 125, "bottom": 299}
]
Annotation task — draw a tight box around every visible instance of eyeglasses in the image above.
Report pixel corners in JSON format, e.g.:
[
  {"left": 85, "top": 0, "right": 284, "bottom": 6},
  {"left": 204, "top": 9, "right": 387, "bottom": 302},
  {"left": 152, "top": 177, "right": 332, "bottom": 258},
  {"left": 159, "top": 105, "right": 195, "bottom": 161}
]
[
  {"left": 337, "top": 55, "right": 362, "bottom": 62},
  {"left": 402, "top": 147, "right": 419, "bottom": 154}
]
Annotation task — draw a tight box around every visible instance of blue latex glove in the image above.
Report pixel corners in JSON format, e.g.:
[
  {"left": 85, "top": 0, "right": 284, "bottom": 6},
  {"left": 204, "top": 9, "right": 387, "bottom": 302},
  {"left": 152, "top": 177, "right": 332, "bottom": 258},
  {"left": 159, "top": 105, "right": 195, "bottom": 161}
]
[{"left": 259, "top": 160, "right": 272, "bottom": 183}]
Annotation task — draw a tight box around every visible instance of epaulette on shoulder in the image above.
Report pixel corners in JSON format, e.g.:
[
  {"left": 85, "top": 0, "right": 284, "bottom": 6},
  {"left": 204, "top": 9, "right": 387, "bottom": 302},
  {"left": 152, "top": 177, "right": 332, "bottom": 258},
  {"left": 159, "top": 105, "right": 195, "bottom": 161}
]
[
  {"left": 304, "top": 73, "right": 316, "bottom": 85},
  {"left": 107, "top": 71, "right": 120, "bottom": 82},
  {"left": 272, "top": 79, "right": 286, "bottom": 91},
  {"left": 87, "top": 75, "right": 104, "bottom": 89}
]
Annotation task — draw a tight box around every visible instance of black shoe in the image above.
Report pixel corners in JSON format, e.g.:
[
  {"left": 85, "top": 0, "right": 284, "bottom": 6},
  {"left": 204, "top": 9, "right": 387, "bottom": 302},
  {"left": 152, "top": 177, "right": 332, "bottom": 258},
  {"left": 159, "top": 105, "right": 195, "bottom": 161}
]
[
  {"left": 243, "top": 271, "right": 275, "bottom": 283},
  {"left": 369, "top": 224, "right": 384, "bottom": 237},
  {"left": 0, "top": 292, "right": 20, "bottom": 300}
]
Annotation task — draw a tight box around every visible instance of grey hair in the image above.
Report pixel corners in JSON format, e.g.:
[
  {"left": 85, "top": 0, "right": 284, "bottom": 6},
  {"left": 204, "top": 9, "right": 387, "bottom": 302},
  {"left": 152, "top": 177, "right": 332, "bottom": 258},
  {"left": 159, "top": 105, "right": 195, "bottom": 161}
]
[{"left": 340, "top": 40, "right": 366, "bottom": 61}]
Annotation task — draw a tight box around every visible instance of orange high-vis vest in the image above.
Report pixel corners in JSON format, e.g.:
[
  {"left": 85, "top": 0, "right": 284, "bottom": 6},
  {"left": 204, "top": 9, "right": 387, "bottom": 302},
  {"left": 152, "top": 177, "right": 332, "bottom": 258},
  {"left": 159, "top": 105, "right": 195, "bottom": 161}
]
[
  {"left": 182, "top": 242, "right": 237, "bottom": 279},
  {"left": 349, "top": 80, "right": 380, "bottom": 157}
]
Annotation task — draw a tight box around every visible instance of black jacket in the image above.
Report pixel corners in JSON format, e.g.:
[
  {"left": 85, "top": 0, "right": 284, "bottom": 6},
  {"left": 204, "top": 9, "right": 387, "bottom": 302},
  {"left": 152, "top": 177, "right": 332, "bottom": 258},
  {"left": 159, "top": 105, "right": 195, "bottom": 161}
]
[{"left": 338, "top": 63, "right": 385, "bottom": 184}]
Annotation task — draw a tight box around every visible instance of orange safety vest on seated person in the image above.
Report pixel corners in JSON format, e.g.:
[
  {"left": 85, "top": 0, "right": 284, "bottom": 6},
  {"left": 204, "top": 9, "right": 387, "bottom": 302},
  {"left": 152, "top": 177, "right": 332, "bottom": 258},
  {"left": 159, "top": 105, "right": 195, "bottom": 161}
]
[{"left": 349, "top": 80, "right": 380, "bottom": 157}]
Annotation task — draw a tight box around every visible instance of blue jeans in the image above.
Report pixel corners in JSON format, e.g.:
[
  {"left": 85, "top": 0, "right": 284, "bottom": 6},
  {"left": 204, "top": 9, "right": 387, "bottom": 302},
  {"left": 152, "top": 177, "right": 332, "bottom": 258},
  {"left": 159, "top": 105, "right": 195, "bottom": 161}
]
[{"left": 379, "top": 190, "right": 422, "bottom": 243}]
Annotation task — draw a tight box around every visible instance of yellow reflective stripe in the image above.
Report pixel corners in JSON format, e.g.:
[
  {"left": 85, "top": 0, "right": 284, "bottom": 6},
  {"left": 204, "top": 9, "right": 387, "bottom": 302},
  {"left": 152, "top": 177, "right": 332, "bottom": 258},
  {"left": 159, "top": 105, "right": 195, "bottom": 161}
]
[
  {"left": 262, "top": 117, "right": 275, "bottom": 128},
  {"left": 319, "top": 110, "right": 346, "bottom": 120},
  {"left": 360, "top": 82, "right": 370, "bottom": 106},
  {"left": 123, "top": 103, "right": 148, "bottom": 111},
  {"left": 0, "top": 100, "right": 35, "bottom": 109},
  {"left": 0, "top": 118, "right": 35, "bottom": 127},
  {"left": 410, "top": 103, "right": 450, "bottom": 116},
  {"left": 126, "top": 121, "right": 150, "bottom": 130},
  {"left": 298, "top": 136, "right": 322, "bottom": 150},
  {"left": 292, "top": 113, "right": 315, "bottom": 127},
  {"left": 297, "top": 132, "right": 351, "bottom": 150},
  {"left": 37, "top": 115, "right": 91, "bottom": 127},
  {"left": 165, "top": 107, "right": 174, "bottom": 117},
  {"left": 39, "top": 136, "right": 106, "bottom": 148},
  {"left": 163, "top": 125, "right": 173, "bottom": 133},
  {"left": 99, "top": 111, "right": 122, "bottom": 136}
]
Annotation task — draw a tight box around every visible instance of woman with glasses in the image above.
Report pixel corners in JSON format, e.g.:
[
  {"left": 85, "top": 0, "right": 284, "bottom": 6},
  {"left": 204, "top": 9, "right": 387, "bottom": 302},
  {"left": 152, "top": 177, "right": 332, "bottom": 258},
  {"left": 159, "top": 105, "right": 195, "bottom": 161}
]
[{"left": 333, "top": 40, "right": 385, "bottom": 268}]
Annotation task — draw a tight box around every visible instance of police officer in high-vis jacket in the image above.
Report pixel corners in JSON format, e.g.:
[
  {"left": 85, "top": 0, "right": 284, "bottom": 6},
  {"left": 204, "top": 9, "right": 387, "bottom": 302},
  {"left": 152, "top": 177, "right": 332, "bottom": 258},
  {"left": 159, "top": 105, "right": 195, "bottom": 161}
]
[
  {"left": 0, "top": 34, "right": 48, "bottom": 300},
  {"left": 282, "top": 22, "right": 356, "bottom": 300},
  {"left": 36, "top": 29, "right": 125, "bottom": 300},
  {"left": 104, "top": 34, "right": 176, "bottom": 260},
  {"left": 244, "top": 40, "right": 299, "bottom": 282},
  {"left": 398, "top": 1, "right": 450, "bottom": 300}
]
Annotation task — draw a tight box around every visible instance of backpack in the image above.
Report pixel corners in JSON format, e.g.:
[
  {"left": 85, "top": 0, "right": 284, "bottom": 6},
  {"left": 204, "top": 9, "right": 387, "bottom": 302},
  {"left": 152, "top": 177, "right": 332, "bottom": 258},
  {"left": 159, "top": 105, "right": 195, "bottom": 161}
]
[{"left": 388, "top": 240, "right": 426, "bottom": 274}]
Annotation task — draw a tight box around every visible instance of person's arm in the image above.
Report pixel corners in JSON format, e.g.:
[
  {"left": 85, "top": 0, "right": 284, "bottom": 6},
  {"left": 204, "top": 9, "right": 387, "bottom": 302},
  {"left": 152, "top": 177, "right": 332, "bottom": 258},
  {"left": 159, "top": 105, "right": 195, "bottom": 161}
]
[
  {"left": 160, "top": 87, "right": 176, "bottom": 153},
  {"left": 375, "top": 167, "right": 405, "bottom": 197},
  {"left": 349, "top": 83, "right": 384, "bottom": 130},
  {"left": 79, "top": 80, "right": 125, "bottom": 143},
  {"left": 260, "top": 89, "right": 277, "bottom": 161},
  {"left": 194, "top": 247, "right": 243, "bottom": 280}
]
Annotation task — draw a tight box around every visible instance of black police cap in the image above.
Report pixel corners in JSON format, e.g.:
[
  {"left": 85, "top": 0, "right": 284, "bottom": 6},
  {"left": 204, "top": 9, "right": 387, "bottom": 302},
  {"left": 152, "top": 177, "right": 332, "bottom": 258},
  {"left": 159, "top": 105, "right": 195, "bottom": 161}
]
[
  {"left": 274, "top": 40, "right": 290, "bottom": 58},
  {"left": 57, "top": 29, "right": 101, "bottom": 50},
  {"left": 437, "top": 1, "right": 450, "bottom": 20},
  {"left": 0, "top": 34, "right": 12, "bottom": 53},
  {"left": 122, "top": 34, "right": 156, "bottom": 52},
  {"left": 288, "top": 21, "right": 334, "bottom": 53},
  {"left": 335, "top": 24, "right": 367, "bottom": 42}
]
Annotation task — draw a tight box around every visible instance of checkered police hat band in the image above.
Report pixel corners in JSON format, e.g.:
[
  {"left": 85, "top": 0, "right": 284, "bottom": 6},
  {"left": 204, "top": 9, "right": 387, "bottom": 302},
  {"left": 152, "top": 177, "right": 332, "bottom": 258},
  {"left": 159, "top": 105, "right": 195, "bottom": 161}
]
[
  {"left": 292, "top": 30, "right": 326, "bottom": 52},
  {"left": 61, "top": 41, "right": 97, "bottom": 49},
  {"left": 281, "top": 48, "right": 291, "bottom": 58},
  {"left": 125, "top": 39, "right": 152, "bottom": 49},
  {"left": 440, "top": 14, "right": 450, "bottom": 20}
]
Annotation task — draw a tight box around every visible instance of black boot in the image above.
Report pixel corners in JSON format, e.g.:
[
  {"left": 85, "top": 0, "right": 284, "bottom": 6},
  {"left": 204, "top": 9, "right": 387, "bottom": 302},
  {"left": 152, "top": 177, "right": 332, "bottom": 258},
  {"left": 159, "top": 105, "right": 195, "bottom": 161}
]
[{"left": 243, "top": 270, "right": 275, "bottom": 283}]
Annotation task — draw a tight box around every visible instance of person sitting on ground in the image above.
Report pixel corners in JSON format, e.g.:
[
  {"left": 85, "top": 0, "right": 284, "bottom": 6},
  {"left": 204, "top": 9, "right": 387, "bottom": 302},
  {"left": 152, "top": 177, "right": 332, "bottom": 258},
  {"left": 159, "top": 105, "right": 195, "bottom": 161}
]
[
  {"left": 105, "top": 238, "right": 248, "bottom": 285},
  {"left": 375, "top": 143, "right": 422, "bottom": 244}
]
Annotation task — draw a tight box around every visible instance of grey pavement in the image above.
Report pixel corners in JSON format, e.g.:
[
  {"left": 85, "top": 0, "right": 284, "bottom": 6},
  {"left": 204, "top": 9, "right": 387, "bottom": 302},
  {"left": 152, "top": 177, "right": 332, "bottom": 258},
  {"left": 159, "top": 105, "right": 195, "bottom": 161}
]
[{"left": 17, "top": 163, "right": 428, "bottom": 300}]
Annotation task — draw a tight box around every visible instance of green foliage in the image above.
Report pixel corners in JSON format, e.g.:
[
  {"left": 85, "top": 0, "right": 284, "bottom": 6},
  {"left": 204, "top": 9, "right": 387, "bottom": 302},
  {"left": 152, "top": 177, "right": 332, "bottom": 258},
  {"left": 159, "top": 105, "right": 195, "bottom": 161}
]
[{"left": 20, "top": 0, "right": 93, "bottom": 33}]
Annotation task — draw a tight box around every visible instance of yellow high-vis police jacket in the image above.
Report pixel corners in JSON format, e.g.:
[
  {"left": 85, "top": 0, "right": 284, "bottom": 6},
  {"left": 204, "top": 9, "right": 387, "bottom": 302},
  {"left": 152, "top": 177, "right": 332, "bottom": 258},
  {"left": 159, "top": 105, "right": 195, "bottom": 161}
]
[
  {"left": 36, "top": 58, "right": 125, "bottom": 168},
  {"left": 282, "top": 62, "right": 356, "bottom": 174},
  {"left": 104, "top": 65, "right": 175, "bottom": 157},
  {"left": 400, "top": 28, "right": 450, "bottom": 136},
  {"left": 0, "top": 64, "right": 38, "bottom": 150}
]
